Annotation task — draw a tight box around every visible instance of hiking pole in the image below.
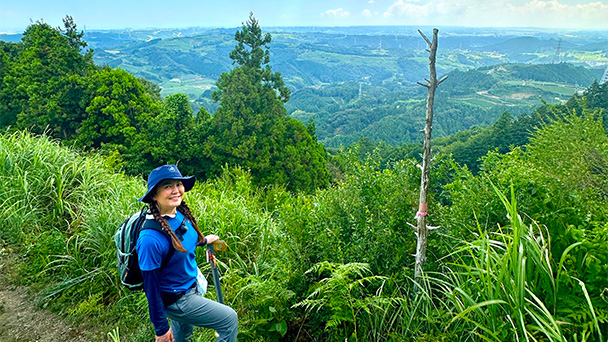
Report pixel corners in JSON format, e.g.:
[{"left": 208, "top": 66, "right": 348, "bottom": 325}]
[{"left": 206, "top": 240, "right": 227, "bottom": 304}]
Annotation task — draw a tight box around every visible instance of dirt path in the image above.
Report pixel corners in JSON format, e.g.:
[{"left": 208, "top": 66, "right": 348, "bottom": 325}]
[{"left": 0, "top": 245, "right": 90, "bottom": 342}]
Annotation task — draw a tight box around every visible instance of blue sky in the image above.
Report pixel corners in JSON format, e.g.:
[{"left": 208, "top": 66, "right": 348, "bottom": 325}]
[{"left": 1, "top": 0, "right": 607, "bottom": 33}]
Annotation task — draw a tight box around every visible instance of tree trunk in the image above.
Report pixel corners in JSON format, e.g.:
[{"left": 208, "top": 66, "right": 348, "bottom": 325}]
[{"left": 414, "top": 28, "right": 446, "bottom": 285}]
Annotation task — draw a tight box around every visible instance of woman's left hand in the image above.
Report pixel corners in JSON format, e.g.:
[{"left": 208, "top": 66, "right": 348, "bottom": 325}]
[{"left": 205, "top": 234, "right": 219, "bottom": 244}]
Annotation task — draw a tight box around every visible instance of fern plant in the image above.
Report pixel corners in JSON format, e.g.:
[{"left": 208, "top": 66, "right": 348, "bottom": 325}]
[{"left": 294, "top": 262, "right": 388, "bottom": 342}]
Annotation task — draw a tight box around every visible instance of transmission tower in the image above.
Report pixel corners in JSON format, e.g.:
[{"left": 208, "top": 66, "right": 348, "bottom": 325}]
[
  {"left": 554, "top": 39, "right": 562, "bottom": 64},
  {"left": 601, "top": 64, "right": 608, "bottom": 84}
]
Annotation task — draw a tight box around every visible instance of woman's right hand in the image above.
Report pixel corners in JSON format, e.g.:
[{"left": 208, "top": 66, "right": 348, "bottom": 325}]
[{"left": 156, "top": 328, "right": 174, "bottom": 342}]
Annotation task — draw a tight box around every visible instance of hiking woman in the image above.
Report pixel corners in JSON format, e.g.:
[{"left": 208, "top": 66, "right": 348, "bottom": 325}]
[{"left": 136, "top": 164, "right": 238, "bottom": 342}]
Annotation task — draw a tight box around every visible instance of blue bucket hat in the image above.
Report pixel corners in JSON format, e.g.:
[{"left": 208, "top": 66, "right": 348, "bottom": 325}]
[{"left": 139, "top": 165, "right": 195, "bottom": 203}]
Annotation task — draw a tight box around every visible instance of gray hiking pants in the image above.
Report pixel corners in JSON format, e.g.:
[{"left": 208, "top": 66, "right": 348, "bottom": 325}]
[{"left": 165, "top": 289, "right": 238, "bottom": 342}]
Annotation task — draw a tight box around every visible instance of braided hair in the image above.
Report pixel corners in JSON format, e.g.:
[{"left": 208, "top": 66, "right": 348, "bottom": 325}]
[
  {"left": 149, "top": 200, "right": 206, "bottom": 253},
  {"left": 178, "top": 200, "right": 206, "bottom": 245}
]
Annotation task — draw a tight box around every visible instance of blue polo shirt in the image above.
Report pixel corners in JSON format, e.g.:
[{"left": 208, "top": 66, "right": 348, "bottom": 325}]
[{"left": 136, "top": 211, "right": 198, "bottom": 292}]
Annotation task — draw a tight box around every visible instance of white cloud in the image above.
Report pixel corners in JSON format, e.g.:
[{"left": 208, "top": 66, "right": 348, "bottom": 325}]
[
  {"left": 383, "top": 0, "right": 435, "bottom": 18},
  {"left": 362, "top": 9, "right": 373, "bottom": 17},
  {"left": 323, "top": 8, "right": 351, "bottom": 17},
  {"left": 506, "top": 0, "right": 608, "bottom": 26},
  {"left": 368, "top": 0, "right": 375, "bottom": 3},
  {"left": 382, "top": 0, "right": 608, "bottom": 29}
]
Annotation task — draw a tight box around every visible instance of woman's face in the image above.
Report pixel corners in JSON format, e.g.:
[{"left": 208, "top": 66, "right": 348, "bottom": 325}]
[{"left": 152, "top": 179, "right": 185, "bottom": 214}]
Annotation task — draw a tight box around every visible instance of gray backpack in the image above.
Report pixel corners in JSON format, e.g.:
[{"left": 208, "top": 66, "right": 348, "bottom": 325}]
[{"left": 114, "top": 207, "right": 176, "bottom": 291}]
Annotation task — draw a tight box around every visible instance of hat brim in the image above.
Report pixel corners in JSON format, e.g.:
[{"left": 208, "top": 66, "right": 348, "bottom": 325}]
[{"left": 138, "top": 176, "right": 195, "bottom": 203}]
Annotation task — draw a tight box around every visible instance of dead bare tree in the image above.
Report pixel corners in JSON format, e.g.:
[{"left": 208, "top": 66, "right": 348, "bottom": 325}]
[{"left": 413, "top": 28, "right": 447, "bottom": 286}]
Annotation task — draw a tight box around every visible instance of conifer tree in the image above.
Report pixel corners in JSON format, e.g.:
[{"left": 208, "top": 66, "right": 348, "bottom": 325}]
[{"left": 205, "top": 13, "right": 329, "bottom": 192}]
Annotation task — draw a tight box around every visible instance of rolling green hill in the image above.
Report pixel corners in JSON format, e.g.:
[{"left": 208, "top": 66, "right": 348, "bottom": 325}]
[
  {"left": 440, "top": 62, "right": 597, "bottom": 107},
  {"left": 288, "top": 62, "right": 599, "bottom": 147}
]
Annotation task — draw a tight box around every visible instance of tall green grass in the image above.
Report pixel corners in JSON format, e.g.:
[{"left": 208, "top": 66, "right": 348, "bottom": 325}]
[
  {"left": 426, "top": 183, "right": 603, "bottom": 342},
  {"left": 0, "top": 131, "right": 153, "bottom": 337}
]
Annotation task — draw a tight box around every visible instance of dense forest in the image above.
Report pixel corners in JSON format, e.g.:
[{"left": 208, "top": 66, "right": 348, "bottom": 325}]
[{"left": 1, "top": 15, "right": 608, "bottom": 342}]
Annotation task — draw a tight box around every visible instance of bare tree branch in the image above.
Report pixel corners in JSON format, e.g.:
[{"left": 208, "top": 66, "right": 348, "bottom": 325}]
[{"left": 418, "top": 29, "right": 431, "bottom": 46}]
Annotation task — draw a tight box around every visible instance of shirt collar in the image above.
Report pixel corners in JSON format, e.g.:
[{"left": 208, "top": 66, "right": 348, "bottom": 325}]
[{"left": 145, "top": 212, "right": 177, "bottom": 220}]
